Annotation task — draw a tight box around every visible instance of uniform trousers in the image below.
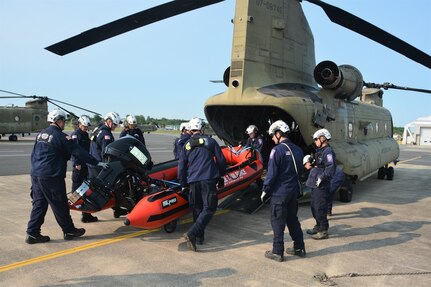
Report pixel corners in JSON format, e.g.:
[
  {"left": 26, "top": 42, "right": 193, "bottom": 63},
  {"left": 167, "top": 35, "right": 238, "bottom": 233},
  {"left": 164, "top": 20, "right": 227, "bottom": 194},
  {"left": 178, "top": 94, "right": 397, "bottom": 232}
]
[
  {"left": 311, "top": 183, "right": 330, "bottom": 230},
  {"left": 188, "top": 179, "right": 218, "bottom": 238},
  {"left": 270, "top": 193, "right": 304, "bottom": 255},
  {"left": 27, "top": 176, "right": 75, "bottom": 234}
]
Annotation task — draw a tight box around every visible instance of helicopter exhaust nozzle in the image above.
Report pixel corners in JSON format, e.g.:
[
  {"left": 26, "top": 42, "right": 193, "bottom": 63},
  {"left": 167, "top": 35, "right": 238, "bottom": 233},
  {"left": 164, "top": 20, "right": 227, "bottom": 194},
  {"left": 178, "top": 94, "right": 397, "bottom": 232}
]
[{"left": 314, "top": 60, "right": 363, "bottom": 101}]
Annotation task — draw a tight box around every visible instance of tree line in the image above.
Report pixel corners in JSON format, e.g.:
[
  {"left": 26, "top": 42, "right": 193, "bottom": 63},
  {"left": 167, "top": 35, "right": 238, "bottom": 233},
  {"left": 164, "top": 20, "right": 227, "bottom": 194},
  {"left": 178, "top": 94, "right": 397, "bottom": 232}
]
[{"left": 90, "top": 114, "right": 187, "bottom": 128}]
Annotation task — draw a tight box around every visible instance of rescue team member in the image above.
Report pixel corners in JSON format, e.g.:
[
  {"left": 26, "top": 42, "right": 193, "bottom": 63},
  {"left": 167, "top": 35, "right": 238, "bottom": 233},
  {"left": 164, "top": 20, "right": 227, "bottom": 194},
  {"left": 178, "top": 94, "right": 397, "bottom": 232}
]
[
  {"left": 305, "top": 129, "right": 335, "bottom": 240},
  {"left": 120, "top": 115, "right": 146, "bottom": 146},
  {"left": 173, "top": 122, "right": 191, "bottom": 159},
  {"left": 88, "top": 111, "right": 127, "bottom": 218},
  {"left": 244, "top": 124, "right": 265, "bottom": 186},
  {"left": 26, "top": 109, "right": 108, "bottom": 244},
  {"left": 261, "top": 120, "right": 305, "bottom": 262},
  {"left": 178, "top": 117, "right": 226, "bottom": 251},
  {"left": 70, "top": 115, "right": 98, "bottom": 223},
  {"left": 244, "top": 124, "right": 264, "bottom": 154}
]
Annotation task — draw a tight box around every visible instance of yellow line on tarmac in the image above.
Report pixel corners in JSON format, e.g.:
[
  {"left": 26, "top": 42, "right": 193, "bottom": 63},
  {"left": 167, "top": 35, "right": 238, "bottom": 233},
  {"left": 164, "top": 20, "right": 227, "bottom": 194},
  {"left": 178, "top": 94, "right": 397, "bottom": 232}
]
[
  {"left": 0, "top": 209, "right": 230, "bottom": 273},
  {"left": 398, "top": 156, "right": 422, "bottom": 164}
]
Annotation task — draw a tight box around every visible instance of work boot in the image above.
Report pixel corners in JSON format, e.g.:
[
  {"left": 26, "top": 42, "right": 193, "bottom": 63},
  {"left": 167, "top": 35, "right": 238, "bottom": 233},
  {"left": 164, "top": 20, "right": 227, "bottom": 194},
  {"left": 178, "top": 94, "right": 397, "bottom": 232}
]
[
  {"left": 113, "top": 208, "right": 128, "bottom": 218},
  {"left": 286, "top": 247, "right": 306, "bottom": 257},
  {"left": 81, "top": 213, "right": 98, "bottom": 223},
  {"left": 196, "top": 233, "right": 205, "bottom": 245},
  {"left": 64, "top": 228, "right": 86, "bottom": 240},
  {"left": 25, "top": 233, "right": 50, "bottom": 244},
  {"left": 183, "top": 232, "right": 197, "bottom": 251},
  {"left": 306, "top": 226, "right": 319, "bottom": 235},
  {"left": 312, "top": 230, "right": 329, "bottom": 240},
  {"left": 264, "top": 250, "right": 284, "bottom": 262}
]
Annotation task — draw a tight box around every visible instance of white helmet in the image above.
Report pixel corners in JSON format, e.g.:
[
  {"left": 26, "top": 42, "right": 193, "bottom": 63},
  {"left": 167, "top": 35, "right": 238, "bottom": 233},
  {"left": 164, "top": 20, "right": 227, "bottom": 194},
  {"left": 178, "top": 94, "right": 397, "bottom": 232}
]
[
  {"left": 245, "top": 125, "right": 258, "bottom": 134},
  {"left": 188, "top": 117, "right": 205, "bottom": 131},
  {"left": 268, "top": 120, "right": 290, "bottom": 136},
  {"left": 303, "top": 155, "right": 312, "bottom": 165},
  {"left": 313, "top": 128, "right": 331, "bottom": 140},
  {"left": 47, "top": 109, "right": 68, "bottom": 123},
  {"left": 126, "top": 115, "right": 137, "bottom": 125},
  {"left": 78, "top": 115, "right": 92, "bottom": 127},
  {"left": 180, "top": 122, "right": 189, "bottom": 131},
  {"left": 104, "top": 112, "right": 122, "bottom": 125}
]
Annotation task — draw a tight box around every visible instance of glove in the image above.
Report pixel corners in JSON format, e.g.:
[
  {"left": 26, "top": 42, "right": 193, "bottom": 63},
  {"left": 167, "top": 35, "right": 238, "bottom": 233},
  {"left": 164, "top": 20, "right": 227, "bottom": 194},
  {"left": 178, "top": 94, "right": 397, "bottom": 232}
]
[
  {"left": 260, "top": 191, "right": 266, "bottom": 203},
  {"left": 316, "top": 177, "right": 322, "bottom": 187},
  {"left": 97, "top": 162, "right": 110, "bottom": 170},
  {"left": 181, "top": 187, "right": 190, "bottom": 195},
  {"left": 217, "top": 177, "right": 225, "bottom": 189}
]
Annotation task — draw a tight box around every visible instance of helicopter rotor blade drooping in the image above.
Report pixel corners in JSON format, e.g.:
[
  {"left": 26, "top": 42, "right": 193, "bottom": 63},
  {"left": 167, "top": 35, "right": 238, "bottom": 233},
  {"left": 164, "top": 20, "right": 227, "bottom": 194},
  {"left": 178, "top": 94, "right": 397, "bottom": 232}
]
[
  {"left": 303, "top": 0, "right": 431, "bottom": 69},
  {"left": 45, "top": 0, "right": 224, "bottom": 56},
  {"left": 0, "top": 89, "right": 102, "bottom": 118}
]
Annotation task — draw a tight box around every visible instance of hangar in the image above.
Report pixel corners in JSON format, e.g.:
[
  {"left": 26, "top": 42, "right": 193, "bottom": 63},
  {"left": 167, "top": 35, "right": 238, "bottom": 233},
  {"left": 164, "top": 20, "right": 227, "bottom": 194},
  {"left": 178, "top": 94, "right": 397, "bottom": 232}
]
[{"left": 402, "top": 115, "right": 431, "bottom": 145}]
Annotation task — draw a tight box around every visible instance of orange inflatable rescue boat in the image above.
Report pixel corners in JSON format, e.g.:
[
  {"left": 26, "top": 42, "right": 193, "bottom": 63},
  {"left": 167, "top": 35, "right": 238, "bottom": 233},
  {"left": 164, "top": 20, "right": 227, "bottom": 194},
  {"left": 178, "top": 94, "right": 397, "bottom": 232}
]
[
  {"left": 126, "top": 146, "right": 263, "bottom": 231},
  {"left": 67, "top": 137, "right": 263, "bottom": 232}
]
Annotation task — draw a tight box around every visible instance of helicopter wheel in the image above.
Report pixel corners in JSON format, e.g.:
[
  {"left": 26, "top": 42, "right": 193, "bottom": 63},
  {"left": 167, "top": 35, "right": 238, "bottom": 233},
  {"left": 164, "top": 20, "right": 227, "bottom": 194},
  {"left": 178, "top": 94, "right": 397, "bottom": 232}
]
[
  {"left": 163, "top": 219, "right": 178, "bottom": 233},
  {"left": 9, "top": 135, "right": 18, "bottom": 141},
  {"left": 386, "top": 167, "right": 394, "bottom": 180},
  {"left": 377, "top": 167, "right": 386, "bottom": 179},
  {"left": 338, "top": 179, "right": 353, "bottom": 203}
]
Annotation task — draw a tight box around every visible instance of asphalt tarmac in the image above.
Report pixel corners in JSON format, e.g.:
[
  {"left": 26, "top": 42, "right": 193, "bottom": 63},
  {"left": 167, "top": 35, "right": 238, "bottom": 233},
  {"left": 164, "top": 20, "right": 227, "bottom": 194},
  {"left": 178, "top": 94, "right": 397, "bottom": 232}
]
[{"left": 0, "top": 137, "right": 430, "bottom": 287}]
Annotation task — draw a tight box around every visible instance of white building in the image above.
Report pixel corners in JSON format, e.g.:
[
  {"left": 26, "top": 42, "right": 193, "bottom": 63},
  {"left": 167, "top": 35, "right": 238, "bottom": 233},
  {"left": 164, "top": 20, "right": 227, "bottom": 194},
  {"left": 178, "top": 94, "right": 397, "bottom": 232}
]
[{"left": 402, "top": 115, "right": 431, "bottom": 145}]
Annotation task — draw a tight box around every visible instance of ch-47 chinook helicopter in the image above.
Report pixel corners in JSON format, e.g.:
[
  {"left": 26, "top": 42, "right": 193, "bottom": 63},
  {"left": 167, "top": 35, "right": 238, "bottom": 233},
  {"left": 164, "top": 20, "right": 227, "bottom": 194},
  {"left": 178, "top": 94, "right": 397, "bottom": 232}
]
[
  {"left": 45, "top": 0, "right": 431, "bottom": 202},
  {"left": 0, "top": 89, "right": 102, "bottom": 140},
  {"left": 0, "top": 91, "right": 48, "bottom": 141}
]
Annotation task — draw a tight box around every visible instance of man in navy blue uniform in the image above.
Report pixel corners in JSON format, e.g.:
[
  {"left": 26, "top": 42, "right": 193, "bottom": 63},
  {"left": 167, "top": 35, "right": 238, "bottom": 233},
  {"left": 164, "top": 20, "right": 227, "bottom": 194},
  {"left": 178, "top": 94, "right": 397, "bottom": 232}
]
[
  {"left": 244, "top": 124, "right": 264, "bottom": 154},
  {"left": 88, "top": 112, "right": 120, "bottom": 178},
  {"left": 305, "top": 129, "right": 336, "bottom": 240},
  {"left": 88, "top": 111, "right": 126, "bottom": 218},
  {"left": 70, "top": 115, "right": 98, "bottom": 223},
  {"left": 178, "top": 117, "right": 226, "bottom": 251},
  {"left": 119, "top": 115, "right": 146, "bottom": 146},
  {"left": 173, "top": 122, "right": 191, "bottom": 159},
  {"left": 261, "top": 120, "right": 305, "bottom": 262},
  {"left": 26, "top": 109, "right": 106, "bottom": 244}
]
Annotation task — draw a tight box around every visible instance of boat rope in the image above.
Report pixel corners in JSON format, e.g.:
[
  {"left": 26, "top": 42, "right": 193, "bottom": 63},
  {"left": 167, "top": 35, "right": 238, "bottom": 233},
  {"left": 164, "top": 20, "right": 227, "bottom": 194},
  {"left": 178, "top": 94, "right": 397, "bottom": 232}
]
[{"left": 314, "top": 270, "right": 431, "bottom": 286}]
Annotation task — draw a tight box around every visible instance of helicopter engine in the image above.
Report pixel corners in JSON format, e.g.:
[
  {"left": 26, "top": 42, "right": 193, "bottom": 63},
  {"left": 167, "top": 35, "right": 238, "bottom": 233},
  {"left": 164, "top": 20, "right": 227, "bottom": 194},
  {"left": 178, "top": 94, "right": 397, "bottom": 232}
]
[{"left": 314, "top": 60, "right": 363, "bottom": 102}]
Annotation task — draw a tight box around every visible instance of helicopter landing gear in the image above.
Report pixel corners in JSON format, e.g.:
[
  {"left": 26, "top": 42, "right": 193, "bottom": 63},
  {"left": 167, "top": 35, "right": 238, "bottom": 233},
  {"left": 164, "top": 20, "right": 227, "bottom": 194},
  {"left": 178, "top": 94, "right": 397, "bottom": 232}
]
[
  {"left": 9, "top": 134, "right": 18, "bottom": 141},
  {"left": 338, "top": 178, "right": 353, "bottom": 203},
  {"left": 163, "top": 219, "right": 178, "bottom": 233},
  {"left": 377, "top": 165, "right": 394, "bottom": 180}
]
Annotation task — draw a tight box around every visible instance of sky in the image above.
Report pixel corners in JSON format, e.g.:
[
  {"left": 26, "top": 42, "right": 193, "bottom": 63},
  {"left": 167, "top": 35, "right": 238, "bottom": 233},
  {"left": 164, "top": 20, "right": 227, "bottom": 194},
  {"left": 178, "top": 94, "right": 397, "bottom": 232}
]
[{"left": 1, "top": 0, "right": 430, "bottom": 127}]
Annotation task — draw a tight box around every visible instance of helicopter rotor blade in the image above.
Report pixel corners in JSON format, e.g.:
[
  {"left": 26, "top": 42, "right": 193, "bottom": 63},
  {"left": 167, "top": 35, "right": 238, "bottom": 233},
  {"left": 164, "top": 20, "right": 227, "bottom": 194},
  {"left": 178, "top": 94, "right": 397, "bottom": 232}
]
[
  {"left": 364, "top": 82, "right": 431, "bottom": 94},
  {"left": 304, "top": 0, "right": 431, "bottom": 69},
  {"left": 48, "top": 98, "right": 102, "bottom": 116},
  {"left": 0, "top": 89, "right": 40, "bottom": 99},
  {"left": 45, "top": 0, "right": 224, "bottom": 56},
  {"left": 1, "top": 89, "right": 102, "bottom": 116}
]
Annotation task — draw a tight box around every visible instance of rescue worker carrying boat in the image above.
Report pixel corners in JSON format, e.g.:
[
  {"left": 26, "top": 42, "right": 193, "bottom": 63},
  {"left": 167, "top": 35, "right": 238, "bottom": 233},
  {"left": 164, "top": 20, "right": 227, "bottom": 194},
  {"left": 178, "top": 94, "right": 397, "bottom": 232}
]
[
  {"left": 26, "top": 109, "right": 107, "bottom": 244},
  {"left": 70, "top": 115, "right": 98, "bottom": 223},
  {"left": 178, "top": 117, "right": 226, "bottom": 251}
]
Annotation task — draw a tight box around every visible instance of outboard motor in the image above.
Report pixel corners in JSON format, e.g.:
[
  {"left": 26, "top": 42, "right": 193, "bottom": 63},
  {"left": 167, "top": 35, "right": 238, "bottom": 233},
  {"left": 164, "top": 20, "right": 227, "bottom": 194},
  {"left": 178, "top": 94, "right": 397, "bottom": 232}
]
[{"left": 67, "top": 136, "right": 153, "bottom": 212}]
